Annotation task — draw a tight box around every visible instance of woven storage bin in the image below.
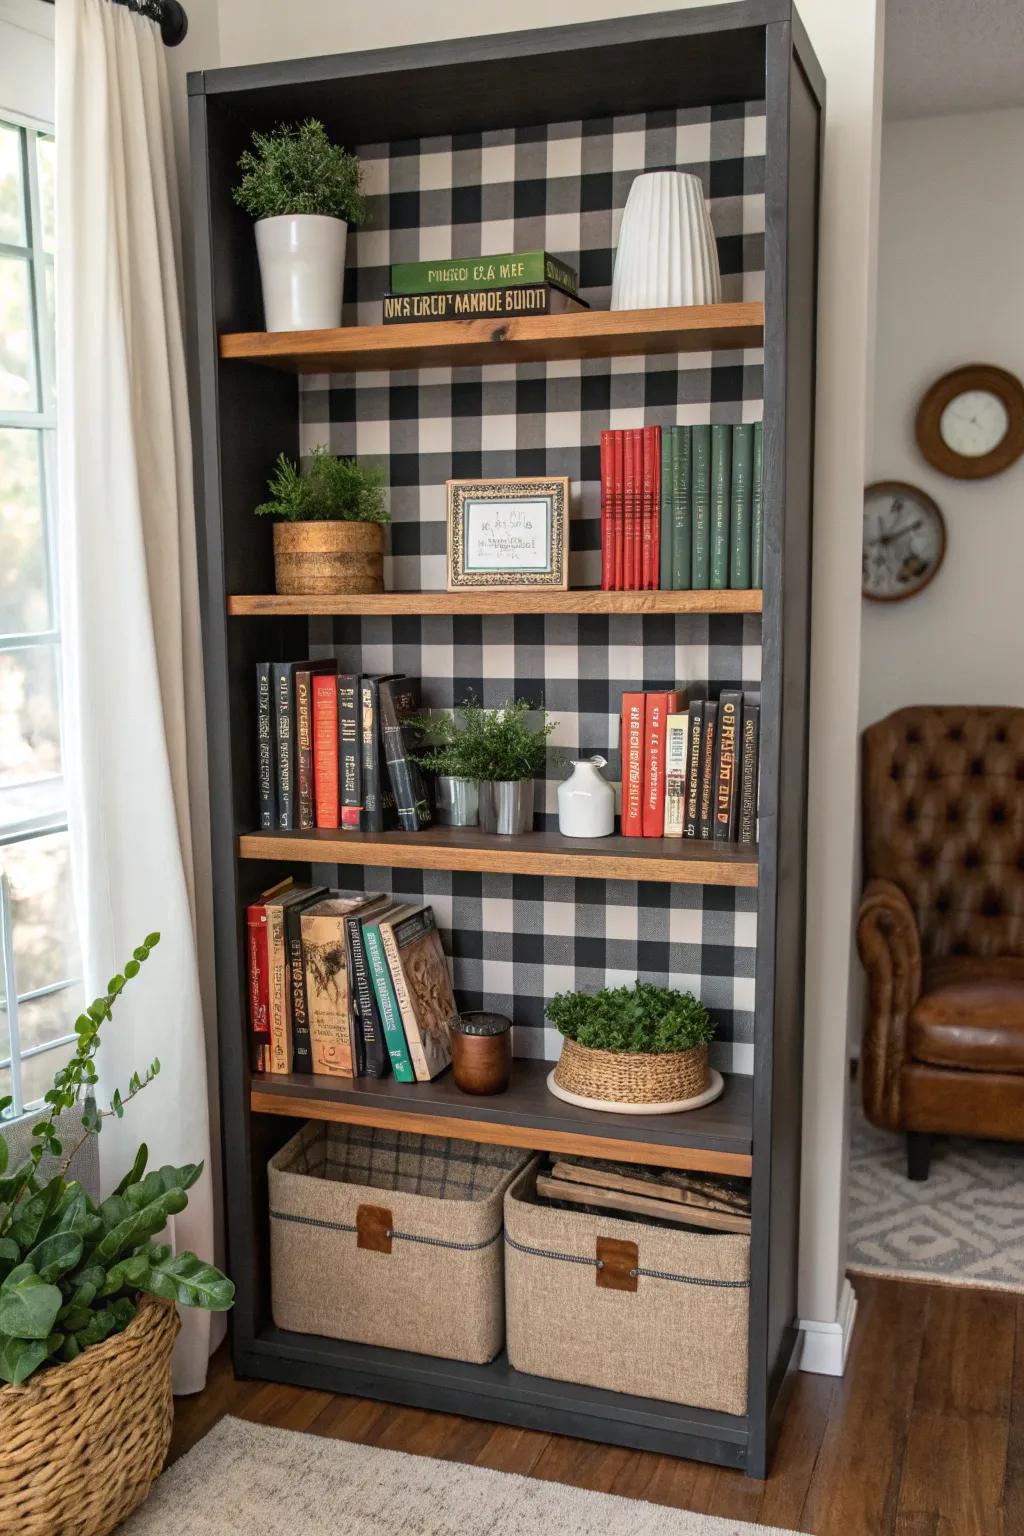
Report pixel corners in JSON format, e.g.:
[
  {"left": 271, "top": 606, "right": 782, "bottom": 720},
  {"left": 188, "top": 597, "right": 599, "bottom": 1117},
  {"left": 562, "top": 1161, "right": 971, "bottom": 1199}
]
[
  {"left": 553, "top": 1038, "right": 708, "bottom": 1104},
  {"left": 504, "top": 1161, "right": 749, "bottom": 1414},
  {"left": 0, "top": 1295, "right": 179, "bottom": 1536},
  {"left": 270, "top": 1122, "right": 530, "bottom": 1363}
]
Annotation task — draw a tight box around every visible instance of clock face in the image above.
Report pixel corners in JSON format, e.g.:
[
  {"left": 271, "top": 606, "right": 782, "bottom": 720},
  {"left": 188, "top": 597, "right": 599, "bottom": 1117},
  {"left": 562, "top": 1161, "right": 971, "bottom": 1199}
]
[
  {"left": 863, "top": 482, "right": 946, "bottom": 602},
  {"left": 939, "top": 390, "right": 1008, "bottom": 458}
]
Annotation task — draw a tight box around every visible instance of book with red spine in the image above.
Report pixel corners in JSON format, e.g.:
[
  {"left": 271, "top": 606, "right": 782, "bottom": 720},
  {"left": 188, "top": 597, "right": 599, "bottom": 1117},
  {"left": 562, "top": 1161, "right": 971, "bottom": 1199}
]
[
  {"left": 643, "top": 687, "right": 688, "bottom": 837},
  {"left": 600, "top": 430, "right": 613, "bottom": 592},
  {"left": 642, "top": 425, "right": 661, "bottom": 589},
  {"left": 622, "top": 430, "right": 636, "bottom": 591},
  {"left": 620, "top": 691, "right": 646, "bottom": 836},
  {"left": 246, "top": 902, "right": 271, "bottom": 1073},
  {"left": 312, "top": 673, "right": 339, "bottom": 829},
  {"left": 613, "top": 430, "right": 625, "bottom": 590}
]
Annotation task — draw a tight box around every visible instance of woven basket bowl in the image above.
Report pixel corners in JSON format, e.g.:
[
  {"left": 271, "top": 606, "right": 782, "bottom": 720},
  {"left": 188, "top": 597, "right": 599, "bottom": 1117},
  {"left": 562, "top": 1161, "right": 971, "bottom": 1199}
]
[
  {"left": 0, "top": 1294, "right": 180, "bottom": 1536},
  {"left": 553, "top": 1037, "right": 709, "bottom": 1105}
]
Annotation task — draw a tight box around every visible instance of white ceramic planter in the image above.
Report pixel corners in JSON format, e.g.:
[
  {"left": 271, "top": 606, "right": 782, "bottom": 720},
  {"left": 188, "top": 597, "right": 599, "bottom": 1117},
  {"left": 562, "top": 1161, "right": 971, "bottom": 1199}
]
[
  {"left": 254, "top": 214, "right": 347, "bottom": 332},
  {"left": 557, "top": 756, "right": 615, "bottom": 838},
  {"left": 611, "top": 171, "right": 722, "bottom": 311}
]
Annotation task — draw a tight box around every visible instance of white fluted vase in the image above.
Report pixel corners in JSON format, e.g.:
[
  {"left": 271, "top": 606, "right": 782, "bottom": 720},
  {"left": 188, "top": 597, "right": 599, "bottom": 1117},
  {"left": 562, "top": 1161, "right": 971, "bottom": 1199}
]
[{"left": 611, "top": 172, "right": 722, "bottom": 311}]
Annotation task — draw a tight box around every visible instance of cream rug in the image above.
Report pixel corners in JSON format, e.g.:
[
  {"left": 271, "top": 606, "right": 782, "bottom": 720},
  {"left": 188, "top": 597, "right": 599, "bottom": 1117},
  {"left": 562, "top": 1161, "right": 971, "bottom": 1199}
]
[{"left": 122, "top": 1417, "right": 804, "bottom": 1535}]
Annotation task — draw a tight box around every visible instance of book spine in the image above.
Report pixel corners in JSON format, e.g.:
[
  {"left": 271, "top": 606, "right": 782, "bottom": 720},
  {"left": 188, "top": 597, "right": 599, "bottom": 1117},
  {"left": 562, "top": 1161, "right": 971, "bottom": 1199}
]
[
  {"left": 378, "top": 920, "right": 432, "bottom": 1082},
  {"left": 312, "top": 674, "right": 339, "bottom": 829},
  {"left": 382, "top": 283, "right": 585, "bottom": 321},
  {"left": 623, "top": 430, "right": 637, "bottom": 592},
  {"left": 390, "top": 251, "right": 578, "bottom": 297},
  {"left": 337, "top": 674, "right": 362, "bottom": 830},
  {"left": 360, "top": 677, "right": 383, "bottom": 832},
  {"left": 709, "top": 425, "right": 732, "bottom": 590},
  {"left": 295, "top": 671, "right": 315, "bottom": 830},
  {"left": 286, "top": 901, "right": 313, "bottom": 1074},
  {"left": 663, "top": 712, "right": 689, "bottom": 837},
  {"left": 256, "top": 663, "right": 276, "bottom": 831},
  {"left": 271, "top": 662, "right": 293, "bottom": 831},
  {"left": 266, "top": 903, "right": 291, "bottom": 1074},
  {"left": 362, "top": 923, "right": 416, "bottom": 1082},
  {"left": 346, "top": 912, "right": 389, "bottom": 1078},
  {"left": 730, "top": 424, "right": 754, "bottom": 589},
  {"left": 713, "top": 691, "right": 743, "bottom": 841},
  {"left": 643, "top": 425, "right": 660, "bottom": 591},
  {"left": 246, "top": 904, "right": 270, "bottom": 1073},
  {"left": 684, "top": 701, "right": 705, "bottom": 839},
  {"left": 690, "top": 425, "right": 711, "bottom": 589},
  {"left": 380, "top": 679, "right": 432, "bottom": 832},
  {"left": 671, "top": 427, "right": 692, "bottom": 591},
  {"left": 612, "top": 430, "right": 624, "bottom": 591},
  {"left": 620, "top": 692, "right": 645, "bottom": 837},
  {"left": 659, "top": 427, "right": 674, "bottom": 592},
  {"left": 751, "top": 420, "right": 765, "bottom": 589},
  {"left": 738, "top": 699, "right": 761, "bottom": 845},
  {"left": 642, "top": 692, "right": 668, "bottom": 838},
  {"left": 698, "top": 702, "right": 718, "bottom": 840},
  {"left": 600, "top": 430, "right": 613, "bottom": 593}
]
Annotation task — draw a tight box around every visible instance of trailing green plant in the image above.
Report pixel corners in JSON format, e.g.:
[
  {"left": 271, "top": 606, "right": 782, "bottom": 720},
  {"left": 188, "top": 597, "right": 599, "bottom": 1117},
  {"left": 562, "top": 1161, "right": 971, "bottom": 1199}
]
[
  {"left": 254, "top": 445, "right": 389, "bottom": 524},
  {"left": 545, "top": 981, "right": 714, "bottom": 1056},
  {"left": 233, "top": 119, "right": 367, "bottom": 224},
  {"left": 0, "top": 934, "right": 234, "bottom": 1387},
  {"left": 417, "top": 696, "right": 555, "bottom": 783}
]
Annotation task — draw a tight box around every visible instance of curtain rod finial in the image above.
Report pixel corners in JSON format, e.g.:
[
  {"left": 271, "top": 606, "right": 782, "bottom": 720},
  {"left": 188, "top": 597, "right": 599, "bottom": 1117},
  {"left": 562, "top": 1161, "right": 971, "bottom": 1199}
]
[{"left": 161, "top": 0, "right": 188, "bottom": 46}]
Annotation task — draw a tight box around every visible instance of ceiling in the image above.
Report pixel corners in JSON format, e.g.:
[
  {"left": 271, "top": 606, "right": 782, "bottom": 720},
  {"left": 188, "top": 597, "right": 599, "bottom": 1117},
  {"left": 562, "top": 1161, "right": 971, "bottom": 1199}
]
[{"left": 884, "top": 0, "right": 1024, "bottom": 118}]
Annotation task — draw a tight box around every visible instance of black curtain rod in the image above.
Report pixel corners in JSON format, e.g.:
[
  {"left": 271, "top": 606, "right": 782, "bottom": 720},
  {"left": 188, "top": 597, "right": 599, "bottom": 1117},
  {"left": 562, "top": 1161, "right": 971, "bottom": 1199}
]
[{"left": 38, "top": 0, "right": 188, "bottom": 47}]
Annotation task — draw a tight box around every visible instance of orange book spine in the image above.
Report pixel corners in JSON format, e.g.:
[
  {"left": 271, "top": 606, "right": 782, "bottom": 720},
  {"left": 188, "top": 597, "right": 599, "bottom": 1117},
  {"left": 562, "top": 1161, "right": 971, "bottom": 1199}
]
[
  {"left": 621, "top": 692, "right": 645, "bottom": 836},
  {"left": 312, "top": 673, "right": 339, "bottom": 829}
]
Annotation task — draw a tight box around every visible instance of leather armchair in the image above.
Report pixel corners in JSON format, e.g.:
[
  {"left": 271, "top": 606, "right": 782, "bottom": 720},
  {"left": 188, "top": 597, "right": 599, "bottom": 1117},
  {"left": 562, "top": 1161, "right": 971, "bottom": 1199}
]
[{"left": 857, "top": 705, "right": 1024, "bottom": 1179}]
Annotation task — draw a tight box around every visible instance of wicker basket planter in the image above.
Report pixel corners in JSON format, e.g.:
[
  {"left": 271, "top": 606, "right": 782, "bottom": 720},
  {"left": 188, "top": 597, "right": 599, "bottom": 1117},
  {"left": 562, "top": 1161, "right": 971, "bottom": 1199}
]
[
  {"left": 552, "top": 1036, "right": 709, "bottom": 1105},
  {"left": 0, "top": 1295, "right": 180, "bottom": 1536},
  {"left": 273, "top": 519, "right": 385, "bottom": 595}
]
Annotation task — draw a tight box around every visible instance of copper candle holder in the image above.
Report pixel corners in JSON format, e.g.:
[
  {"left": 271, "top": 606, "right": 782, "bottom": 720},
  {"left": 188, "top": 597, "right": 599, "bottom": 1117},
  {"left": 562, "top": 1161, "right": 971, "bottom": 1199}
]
[{"left": 450, "top": 1012, "right": 512, "bottom": 1095}]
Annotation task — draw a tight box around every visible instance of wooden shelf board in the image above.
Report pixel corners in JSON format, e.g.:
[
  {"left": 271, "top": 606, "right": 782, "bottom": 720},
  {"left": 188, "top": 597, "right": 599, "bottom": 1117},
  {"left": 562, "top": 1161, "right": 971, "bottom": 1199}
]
[
  {"left": 218, "top": 303, "right": 764, "bottom": 374},
  {"left": 228, "top": 588, "right": 763, "bottom": 618},
  {"left": 238, "top": 826, "right": 758, "bottom": 888},
  {"left": 250, "top": 1059, "right": 753, "bottom": 1176}
]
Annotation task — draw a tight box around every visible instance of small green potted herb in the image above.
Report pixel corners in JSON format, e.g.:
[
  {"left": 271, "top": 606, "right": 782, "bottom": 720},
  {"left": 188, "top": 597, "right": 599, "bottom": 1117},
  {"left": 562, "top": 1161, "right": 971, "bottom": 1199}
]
[
  {"left": 233, "top": 119, "right": 367, "bottom": 332},
  {"left": 546, "top": 981, "right": 716, "bottom": 1110},
  {"left": 468, "top": 698, "right": 555, "bottom": 836},
  {"left": 412, "top": 702, "right": 482, "bottom": 827},
  {"left": 256, "top": 444, "right": 390, "bottom": 595}
]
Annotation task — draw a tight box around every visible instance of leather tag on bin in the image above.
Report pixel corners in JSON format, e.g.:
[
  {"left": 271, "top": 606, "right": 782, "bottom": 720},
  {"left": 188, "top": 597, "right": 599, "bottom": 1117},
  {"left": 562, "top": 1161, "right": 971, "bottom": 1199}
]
[
  {"left": 356, "top": 1204, "right": 393, "bottom": 1254},
  {"left": 596, "top": 1236, "right": 638, "bottom": 1292}
]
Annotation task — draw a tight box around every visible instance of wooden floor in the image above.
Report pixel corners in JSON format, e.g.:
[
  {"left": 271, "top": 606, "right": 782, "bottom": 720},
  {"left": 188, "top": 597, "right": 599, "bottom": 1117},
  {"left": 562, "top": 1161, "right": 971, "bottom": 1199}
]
[{"left": 171, "top": 1275, "right": 1023, "bottom": 1535}]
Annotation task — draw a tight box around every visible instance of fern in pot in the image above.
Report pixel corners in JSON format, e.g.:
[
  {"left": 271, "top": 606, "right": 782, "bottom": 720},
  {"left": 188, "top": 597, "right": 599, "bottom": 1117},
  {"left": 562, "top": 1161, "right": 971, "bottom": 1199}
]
[
  {"left": 233, "top": 118, "right": 367, "bottom": 332},
  {"left": 257, "top": 444, "right": 390, "bottom": 596},
  {"left": 546, "top": 981, "right": 716, "bottom": 1112}
]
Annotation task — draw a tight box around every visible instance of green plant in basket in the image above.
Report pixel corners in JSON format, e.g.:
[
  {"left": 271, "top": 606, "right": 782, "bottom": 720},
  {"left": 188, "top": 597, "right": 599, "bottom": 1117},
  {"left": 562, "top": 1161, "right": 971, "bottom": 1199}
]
[
  {"left": 545, "top": 981, "right": 714, "bottom": 1055},
  {"left": 233, "top": 119, "right": 367, "bottom": 224},
  {"left": 255, "top": 445, "right": 389, "bottom": 524},
  {"left": 0, "top": 934, "right": 233, "bottom": 1386}
]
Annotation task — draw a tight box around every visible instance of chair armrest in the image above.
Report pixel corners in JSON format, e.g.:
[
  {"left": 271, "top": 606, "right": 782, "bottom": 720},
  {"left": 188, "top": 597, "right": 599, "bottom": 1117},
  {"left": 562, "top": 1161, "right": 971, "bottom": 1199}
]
[{"left": 856, "top": 878, "right": 923, "bottom": 1129}]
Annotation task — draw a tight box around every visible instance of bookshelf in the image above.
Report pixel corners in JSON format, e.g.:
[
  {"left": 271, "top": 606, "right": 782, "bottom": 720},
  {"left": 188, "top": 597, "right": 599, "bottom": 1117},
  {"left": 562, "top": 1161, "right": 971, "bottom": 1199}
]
[{"left": 189, "top": 0, "right": 823, "bottom": 1479}]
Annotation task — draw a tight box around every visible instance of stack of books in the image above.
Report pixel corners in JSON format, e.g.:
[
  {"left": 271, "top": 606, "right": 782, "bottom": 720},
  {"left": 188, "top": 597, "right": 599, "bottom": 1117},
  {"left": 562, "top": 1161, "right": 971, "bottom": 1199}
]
[
  {"left": 256, "top": 664, "right": 431, "bottom": 834},
  {"left": 620, "top": 687, "right": 759, "bottom": 844},
  {"left": 382, "top": 250, "right": 588, "bottom": 324},
  {"left": 600, "top": 423, "right": 764, "bottom": 591},
  {"left": 247, "top": 881, "right": 458, "bottom": 1083}
]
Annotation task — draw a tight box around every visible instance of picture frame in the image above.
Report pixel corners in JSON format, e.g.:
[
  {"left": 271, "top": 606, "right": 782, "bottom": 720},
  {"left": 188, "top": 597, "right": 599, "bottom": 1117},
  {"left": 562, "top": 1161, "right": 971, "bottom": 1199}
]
[{"left": 447, "top": 477, "right": 569, "bottom": 590}]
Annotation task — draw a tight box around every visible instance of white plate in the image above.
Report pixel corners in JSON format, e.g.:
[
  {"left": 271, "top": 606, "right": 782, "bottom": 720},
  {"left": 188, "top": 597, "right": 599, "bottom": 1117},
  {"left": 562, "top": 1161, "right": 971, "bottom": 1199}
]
[{"left": 545, "top": 1067, "right": 725, "bottom": 1116}]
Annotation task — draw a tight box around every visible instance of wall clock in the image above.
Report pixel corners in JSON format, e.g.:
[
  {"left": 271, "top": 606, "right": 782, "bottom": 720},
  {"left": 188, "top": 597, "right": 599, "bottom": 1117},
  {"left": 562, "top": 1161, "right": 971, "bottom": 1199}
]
[
  {"left": 863, "top": 481, "right": 946, "bottom": 603},
  {"left": 915, "top": 363, "right": 1024, "bottom": 479}
]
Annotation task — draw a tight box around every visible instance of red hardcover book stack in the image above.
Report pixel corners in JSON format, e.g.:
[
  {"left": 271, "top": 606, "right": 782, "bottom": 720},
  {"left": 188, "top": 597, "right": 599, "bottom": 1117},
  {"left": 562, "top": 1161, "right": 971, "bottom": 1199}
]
[{"left": 599, "top": 427, "right": 663, "bottom": 591}]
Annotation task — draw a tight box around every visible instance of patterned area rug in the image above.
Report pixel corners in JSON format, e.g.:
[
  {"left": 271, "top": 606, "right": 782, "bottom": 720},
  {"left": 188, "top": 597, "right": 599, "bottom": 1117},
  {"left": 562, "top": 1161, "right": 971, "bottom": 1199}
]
[
  {"left": 847, "top": 1106, "right": 1024, "bottom": 1292},
  {"left": 123, "top": 1418, "right": 803, "bottom": 1535}
]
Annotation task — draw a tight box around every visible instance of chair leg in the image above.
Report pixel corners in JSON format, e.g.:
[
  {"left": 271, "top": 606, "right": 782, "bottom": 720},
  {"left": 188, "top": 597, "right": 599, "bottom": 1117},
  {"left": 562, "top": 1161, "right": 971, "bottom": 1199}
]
[{"left": 907, "top": 1132, "right": 932, "bottom": 1181}]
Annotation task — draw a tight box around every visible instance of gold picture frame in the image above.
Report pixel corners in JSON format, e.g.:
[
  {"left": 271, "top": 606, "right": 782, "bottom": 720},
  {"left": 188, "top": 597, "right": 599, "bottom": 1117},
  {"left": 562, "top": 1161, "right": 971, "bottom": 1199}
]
[{"left": 447, "top": 477, "right": 569, "bottom": 590}]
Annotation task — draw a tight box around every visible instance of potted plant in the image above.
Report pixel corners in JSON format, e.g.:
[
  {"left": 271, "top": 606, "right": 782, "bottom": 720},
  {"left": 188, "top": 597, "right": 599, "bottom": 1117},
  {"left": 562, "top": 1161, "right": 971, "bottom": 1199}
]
[
  {"left": 0, "top": 934, "right": 233, "bottom": 1536},
  {"left": 412, "top": 701, "right": 482, "bottom": 827},
  {"left": 467, "top": 698, "right": 555, "bottom": 836},
  {"left": 256, "top": 445, "right": 390, "bottom": 595},
  {"left": 233, "top": 118, "right": 367, "bottom": 332},
  {"left": 545, "top": 981, "right": 716, "bottom": 1112}
]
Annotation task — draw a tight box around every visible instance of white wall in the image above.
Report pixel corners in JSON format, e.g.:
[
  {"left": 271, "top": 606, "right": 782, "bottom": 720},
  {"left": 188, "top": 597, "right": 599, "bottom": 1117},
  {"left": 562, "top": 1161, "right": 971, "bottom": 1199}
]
[
  {"left": 862, "top": 106, "right": 1024, "bottom": 729},
  {"left": 0, "top": 0, "right": 54, "bottom": 125}
]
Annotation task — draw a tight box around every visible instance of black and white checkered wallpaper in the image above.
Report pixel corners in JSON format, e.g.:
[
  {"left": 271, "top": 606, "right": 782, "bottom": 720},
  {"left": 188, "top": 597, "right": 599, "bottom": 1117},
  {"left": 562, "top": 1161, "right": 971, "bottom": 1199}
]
[{"left": 301, "top": 103, "right": 765, "bottom": 1073}]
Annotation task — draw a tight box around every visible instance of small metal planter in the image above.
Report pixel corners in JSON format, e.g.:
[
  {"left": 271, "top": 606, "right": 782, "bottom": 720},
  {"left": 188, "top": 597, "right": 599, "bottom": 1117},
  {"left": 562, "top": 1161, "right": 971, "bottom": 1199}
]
[
  {"left": 435, "top": 776, "right": 479, "bottom": 827},
  {"left": 479, "top": 779, "right": 535, "bottom": 835}
]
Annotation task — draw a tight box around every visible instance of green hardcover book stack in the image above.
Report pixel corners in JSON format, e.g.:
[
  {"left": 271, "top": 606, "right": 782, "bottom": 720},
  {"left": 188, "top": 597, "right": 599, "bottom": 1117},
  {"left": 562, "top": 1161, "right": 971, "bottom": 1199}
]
[
  {"left": 690, "top": 425, "right": 711, "bottom": 590},
  {"left": 730, "top": 425, "right": 754, "bottom": 589},
  {"left": 751, "top": 421, "right": 765, "bottom": 589},
  {"left": 390, "top": 250, "right": 578, "bottom": 297},
  {"left": 709, "top": 425, "right": 732, "bottom": 590}
]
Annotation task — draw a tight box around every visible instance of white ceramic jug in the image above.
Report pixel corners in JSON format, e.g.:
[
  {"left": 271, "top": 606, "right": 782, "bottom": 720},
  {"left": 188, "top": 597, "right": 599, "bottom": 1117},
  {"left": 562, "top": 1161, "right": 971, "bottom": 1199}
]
[{"left": 557, "top": 756, "right": 615, "bottom": 838}]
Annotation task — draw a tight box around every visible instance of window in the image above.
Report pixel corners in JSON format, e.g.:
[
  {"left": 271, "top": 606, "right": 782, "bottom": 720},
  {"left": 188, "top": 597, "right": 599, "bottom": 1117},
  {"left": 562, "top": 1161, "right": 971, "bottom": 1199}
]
[{"left": 1, "top": 112, "right": 81, "bottom": 1120}]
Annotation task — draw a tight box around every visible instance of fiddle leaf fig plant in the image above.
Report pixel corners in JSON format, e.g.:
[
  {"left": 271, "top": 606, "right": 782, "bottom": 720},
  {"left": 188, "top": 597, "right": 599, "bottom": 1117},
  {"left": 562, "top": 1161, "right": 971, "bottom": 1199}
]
[{"left": 0, "top": 933, "right": 234, "bottom": 1386}]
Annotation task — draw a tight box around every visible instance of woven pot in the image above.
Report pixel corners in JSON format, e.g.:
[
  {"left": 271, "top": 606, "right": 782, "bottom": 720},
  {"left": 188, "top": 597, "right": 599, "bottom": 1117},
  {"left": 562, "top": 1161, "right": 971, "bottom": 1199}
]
[
  {"left": 273, "top": 520, "right": 385, "bottom": 595},
  {"left": 0, "top": 1295, "right": 180, "bottom": 1536},
  {"left": 553, "top": 1037, "right": 708, "bottom": 1105}
]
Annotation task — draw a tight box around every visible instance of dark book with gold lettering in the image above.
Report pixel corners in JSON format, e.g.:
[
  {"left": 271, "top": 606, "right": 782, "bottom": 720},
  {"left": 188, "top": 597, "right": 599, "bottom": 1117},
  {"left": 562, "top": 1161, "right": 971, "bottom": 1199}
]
[
  {"left": 697, "top": 701, "right": 718, "bottom": 840},
  {"left": 713, "top": 690, "right": 742, "bottom": 841},
  {"left": 383, "top": 283, "right": 588, "bottom": 324},
  {"left": 738, "top": 697, "right": 760, "bottom": 845}
]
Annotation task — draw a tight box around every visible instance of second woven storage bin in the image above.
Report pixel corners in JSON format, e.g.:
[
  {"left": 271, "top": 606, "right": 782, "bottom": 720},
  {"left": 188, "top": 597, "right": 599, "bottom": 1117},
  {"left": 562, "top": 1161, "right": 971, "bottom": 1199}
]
[
  {"left": 504, "top": 1160, "right": 750, "bottom": 1414},
  {"left": 269, "top": 1122, "right": 529, "bottom": 1364}
]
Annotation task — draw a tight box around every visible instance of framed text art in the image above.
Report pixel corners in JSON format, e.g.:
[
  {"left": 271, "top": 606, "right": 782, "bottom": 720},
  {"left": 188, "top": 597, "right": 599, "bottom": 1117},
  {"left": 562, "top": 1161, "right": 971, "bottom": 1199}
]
[{"left": 447, "top": 477, "right": 569, "bottom": 590}]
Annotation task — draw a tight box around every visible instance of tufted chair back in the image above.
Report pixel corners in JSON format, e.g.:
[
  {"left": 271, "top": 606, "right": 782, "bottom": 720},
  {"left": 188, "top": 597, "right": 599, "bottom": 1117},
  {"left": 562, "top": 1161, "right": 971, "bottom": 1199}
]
[{"left": 863, "top": 705, "right": 1024, "bottom": 960}]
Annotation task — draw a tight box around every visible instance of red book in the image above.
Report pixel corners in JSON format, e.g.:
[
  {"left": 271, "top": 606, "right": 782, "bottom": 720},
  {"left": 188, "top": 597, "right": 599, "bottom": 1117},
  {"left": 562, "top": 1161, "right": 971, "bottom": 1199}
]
[
  {"left": 312, "top": 673, "right": 339, "bottom": 829},
  {"left": 644, "top": 425, "right": 661, "bottom": 589},
  {"left": 622, "top": 431, "right": 636, "bottom": 591},
  {"left": 613, "top": 431, "right": 625, "bottom": 590},
  {"left": 600, "top": 430, "right": 613, "bottom": 592},
  {"left": 246, "top": 901, "right": 271, "bottom": 1073},
  {"left": 621, "top": 692, "right": 646, "bottom": 836},
  {"left": 643, "top": 688, "right": 688, "bottom": 837}
]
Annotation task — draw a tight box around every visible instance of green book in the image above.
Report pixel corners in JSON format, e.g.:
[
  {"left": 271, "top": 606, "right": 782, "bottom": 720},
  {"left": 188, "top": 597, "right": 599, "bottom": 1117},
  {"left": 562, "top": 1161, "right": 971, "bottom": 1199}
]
[
  {"left": 709, "top": 425, "right": 732, "bottom": 590},
  {"left": 659, "top": 429, "right": 675, "bottom": 591},
  {"left": 729, "top": 425, "right": 754, "bottom": 589},
  {"left": 390, "top": 250, "right": 578, "bottom": 298},
  {"left": 690, "top": 425, "right": 711, "bottom": 590},
  {"left": 362, "top": 913, "right": 416, "bottom": 1083},
  {"left": 751, "top": 420, "right": 764, "bottom": 589},
  {"left": 671, "top": 427, "right": 692, "bottom": 591}
]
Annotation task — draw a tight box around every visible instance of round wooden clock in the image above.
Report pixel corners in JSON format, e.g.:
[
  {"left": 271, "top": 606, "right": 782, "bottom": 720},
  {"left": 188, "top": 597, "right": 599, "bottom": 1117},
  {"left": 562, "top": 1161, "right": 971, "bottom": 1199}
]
[
  {"left": 915, "top": 363, "right": 1024, "bottom": 479},
  {"left": 863, "top": 481, "right": 946, "bottom": 603}
]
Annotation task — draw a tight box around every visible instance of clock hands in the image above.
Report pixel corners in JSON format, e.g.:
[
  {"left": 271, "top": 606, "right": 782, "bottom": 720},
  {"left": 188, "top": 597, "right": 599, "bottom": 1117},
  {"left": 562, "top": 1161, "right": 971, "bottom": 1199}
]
[{"left": 873, "top": 520, "right": 923, "bottom": 546}]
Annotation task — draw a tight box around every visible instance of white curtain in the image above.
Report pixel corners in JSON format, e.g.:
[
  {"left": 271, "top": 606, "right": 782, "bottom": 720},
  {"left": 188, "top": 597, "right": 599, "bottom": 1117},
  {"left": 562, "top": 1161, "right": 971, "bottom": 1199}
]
[{"left": 55, "top": 0, "right": 218, "bottom": 1393}]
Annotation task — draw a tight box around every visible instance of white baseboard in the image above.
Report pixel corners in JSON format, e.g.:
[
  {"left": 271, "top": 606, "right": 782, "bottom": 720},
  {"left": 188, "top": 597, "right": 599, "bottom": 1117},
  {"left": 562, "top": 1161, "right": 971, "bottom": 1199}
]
[{"left": 798, "top": 1276, "right": 858, "bottom": 1376}]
